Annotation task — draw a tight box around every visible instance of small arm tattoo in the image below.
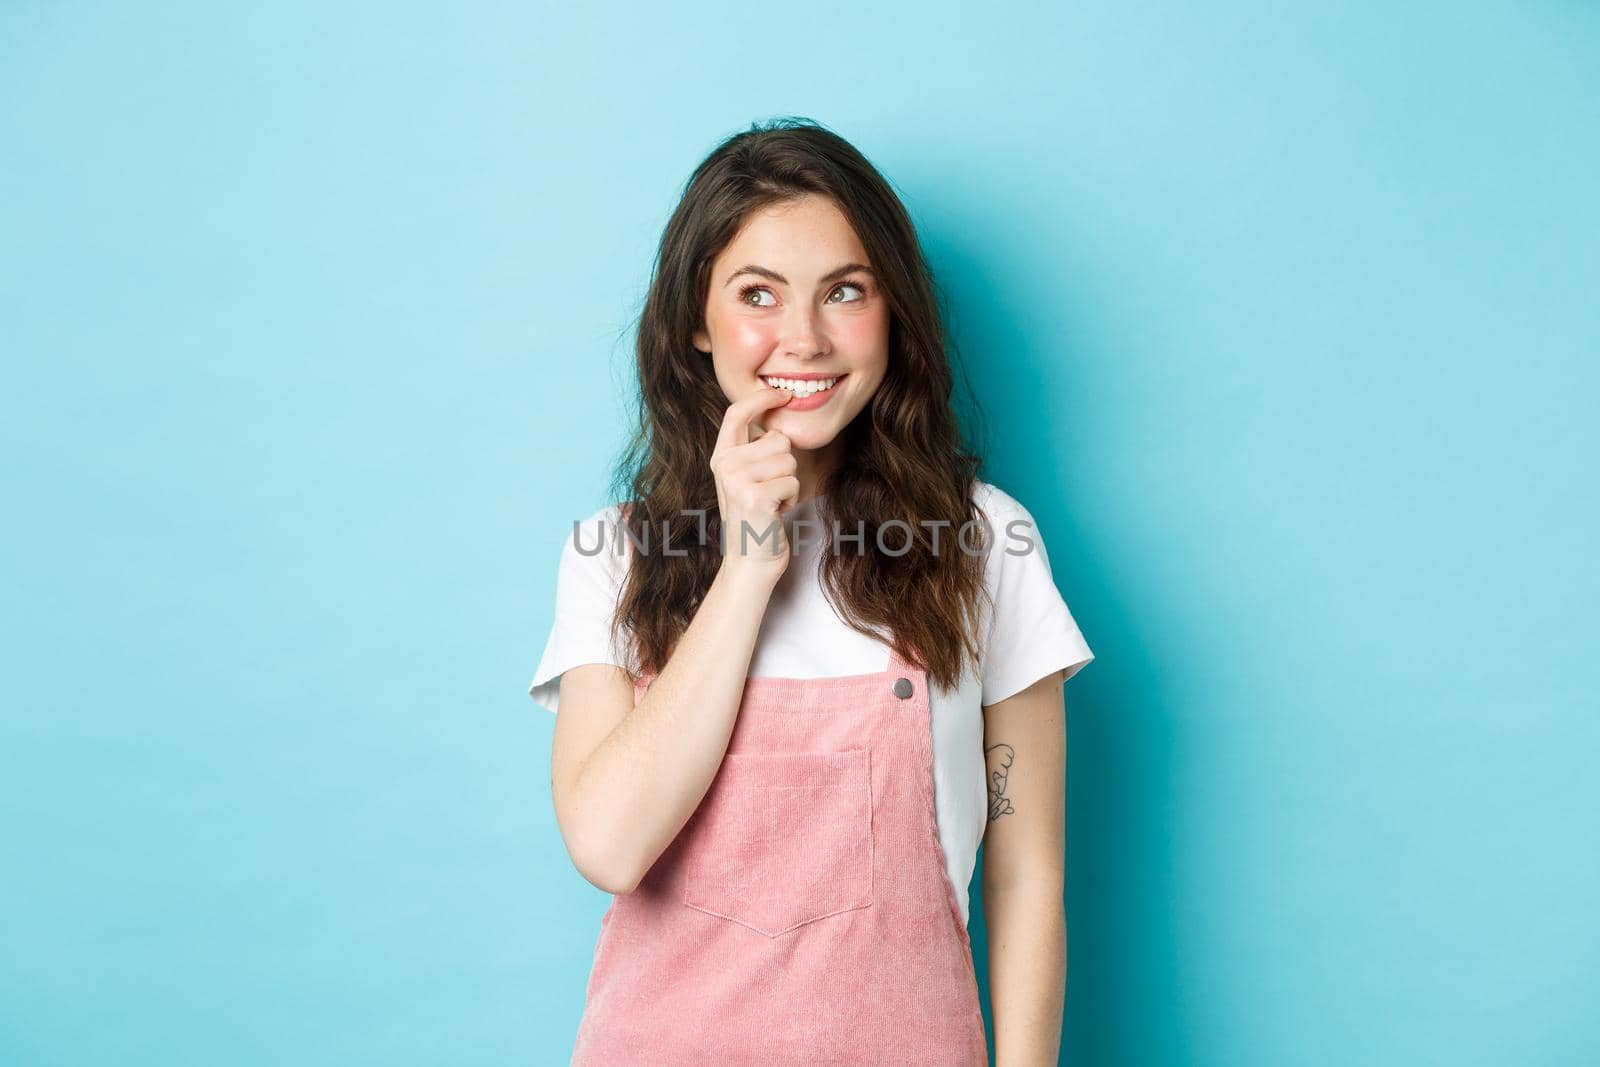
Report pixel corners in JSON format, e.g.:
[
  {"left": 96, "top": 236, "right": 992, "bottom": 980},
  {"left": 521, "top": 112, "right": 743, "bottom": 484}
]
[{"left": 985, "top": 743, "right": 1016, "bottom": 821}]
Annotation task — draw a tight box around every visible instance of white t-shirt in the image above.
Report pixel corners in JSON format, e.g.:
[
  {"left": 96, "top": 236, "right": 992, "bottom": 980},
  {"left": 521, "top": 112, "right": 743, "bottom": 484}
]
[{"left": 528, "top": 481, "right": 1094, "bottom": 928}]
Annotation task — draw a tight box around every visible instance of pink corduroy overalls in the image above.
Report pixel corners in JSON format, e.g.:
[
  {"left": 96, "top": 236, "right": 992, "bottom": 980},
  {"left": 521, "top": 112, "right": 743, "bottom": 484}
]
[{"left": 568, "top": 645, "right": 989, "bottom": 1065}]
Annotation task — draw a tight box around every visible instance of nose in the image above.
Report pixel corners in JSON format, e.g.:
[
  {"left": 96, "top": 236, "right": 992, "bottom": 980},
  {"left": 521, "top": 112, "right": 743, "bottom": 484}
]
[{"left": 777, "top": 303, "right": 828, "bottom": 361}]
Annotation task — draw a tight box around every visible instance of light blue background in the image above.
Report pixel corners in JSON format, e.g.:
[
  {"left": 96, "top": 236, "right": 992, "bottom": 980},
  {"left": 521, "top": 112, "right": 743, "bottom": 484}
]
[{"left": 3, "top": 3, "right": 1596, "bottom": 1064}]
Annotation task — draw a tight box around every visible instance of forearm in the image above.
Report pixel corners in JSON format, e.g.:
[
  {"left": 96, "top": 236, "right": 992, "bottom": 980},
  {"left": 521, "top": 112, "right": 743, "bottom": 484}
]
[
  {"left": 983, "top": 881, "right": 1067, "bottom": 1067},
  {"left": 570, "top": 563, "right": 775, "bottom": 888}
]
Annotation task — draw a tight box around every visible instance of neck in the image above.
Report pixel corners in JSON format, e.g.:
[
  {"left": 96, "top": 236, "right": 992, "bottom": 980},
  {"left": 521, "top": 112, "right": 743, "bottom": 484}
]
[{"left": 792, "top": 438, "right": 844, "bottom": 505}]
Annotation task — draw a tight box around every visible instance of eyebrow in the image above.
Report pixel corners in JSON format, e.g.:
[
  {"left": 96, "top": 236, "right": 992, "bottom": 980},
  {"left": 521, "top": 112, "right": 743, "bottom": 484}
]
[{"left": 722, "top": 262, "right": 875, "bottom": 288}]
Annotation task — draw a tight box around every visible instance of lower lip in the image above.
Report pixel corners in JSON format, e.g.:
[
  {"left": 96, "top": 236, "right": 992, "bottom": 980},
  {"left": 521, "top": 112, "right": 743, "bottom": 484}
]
[{"left": 774, "top": 376, "right": 846, "bottom": 412}]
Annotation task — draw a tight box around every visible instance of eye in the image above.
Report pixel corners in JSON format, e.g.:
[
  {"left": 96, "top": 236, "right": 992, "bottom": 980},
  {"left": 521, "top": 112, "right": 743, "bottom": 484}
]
[{"left": 738, "top": 280, "right": 869, "bottom": 307}]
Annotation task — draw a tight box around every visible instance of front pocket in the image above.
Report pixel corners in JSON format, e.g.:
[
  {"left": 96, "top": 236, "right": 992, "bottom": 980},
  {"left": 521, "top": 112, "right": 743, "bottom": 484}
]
[{"left": 682, "top": 748, "right": 874, "bottom": 938}]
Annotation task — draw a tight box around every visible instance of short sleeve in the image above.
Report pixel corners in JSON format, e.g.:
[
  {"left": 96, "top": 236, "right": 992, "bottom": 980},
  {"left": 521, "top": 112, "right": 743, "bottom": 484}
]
[
  {"left": 978, "top": 488, "right": 1095, "bottom": 707},
  {"left": 527, "top": 506, "right": 633, "bottom": 713}
]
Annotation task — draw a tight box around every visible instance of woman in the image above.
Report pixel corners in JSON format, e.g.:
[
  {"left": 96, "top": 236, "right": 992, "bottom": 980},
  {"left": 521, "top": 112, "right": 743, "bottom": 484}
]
[{"left": 528, "top": 118, "right": 1094, "bottom": 1065}]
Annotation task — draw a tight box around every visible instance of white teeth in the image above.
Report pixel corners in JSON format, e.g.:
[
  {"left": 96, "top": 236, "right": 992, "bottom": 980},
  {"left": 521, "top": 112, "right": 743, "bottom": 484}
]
[{"left": 762, "top": 375, "right": 839, "bottom": 398}]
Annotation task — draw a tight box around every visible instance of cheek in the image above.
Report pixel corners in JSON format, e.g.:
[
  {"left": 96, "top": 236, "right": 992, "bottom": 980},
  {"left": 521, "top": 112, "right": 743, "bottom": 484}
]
[
  {"left": 845, "top": 369, "right": 886, "bottom": 413},
  {"left": 723, "top": 319, "right": 777, "bottom": 365},
  {"left": 837, "top": 315, "right": 888, "bottom": 369},
  {"left": 854, "top": 353, "right": 889, "bottom": 386},
  {"left": 709, "top": 325, "right": 778, "bottom": 391}
]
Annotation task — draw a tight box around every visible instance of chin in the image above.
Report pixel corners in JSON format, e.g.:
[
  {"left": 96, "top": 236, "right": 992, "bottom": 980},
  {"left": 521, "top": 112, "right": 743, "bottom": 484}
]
[{"left": 767, "top": 414, "right": 841, "bottom": 452}]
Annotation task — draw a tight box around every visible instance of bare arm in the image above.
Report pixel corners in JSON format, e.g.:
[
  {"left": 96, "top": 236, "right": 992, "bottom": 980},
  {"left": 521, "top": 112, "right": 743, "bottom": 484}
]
[
  {"left": 551, "top": 566, "right": 775, "bottom": 893},
  {"left": 550, "top": 387, "right": 798, "bottom": 894},
  {"left": 980, "top": 669, "right": 1069, "bottom": 1067}
]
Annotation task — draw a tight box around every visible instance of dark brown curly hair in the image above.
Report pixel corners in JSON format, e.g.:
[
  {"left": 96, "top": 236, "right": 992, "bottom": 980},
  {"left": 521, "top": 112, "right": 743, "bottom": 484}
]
[{"left": 608, "top": 117, "right": 991, "bottom": 690}]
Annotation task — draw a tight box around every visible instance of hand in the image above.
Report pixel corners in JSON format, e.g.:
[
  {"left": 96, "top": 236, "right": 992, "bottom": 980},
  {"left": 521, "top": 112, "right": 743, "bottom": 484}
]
[{"left": 708, "top": 387, "right": 798, "bottom": 583}]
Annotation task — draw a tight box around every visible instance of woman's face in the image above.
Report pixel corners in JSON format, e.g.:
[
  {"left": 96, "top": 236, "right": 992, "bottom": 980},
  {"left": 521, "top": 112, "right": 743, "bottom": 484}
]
[{"left": 693, "top": 194, "right": 890, "bottom": 452}]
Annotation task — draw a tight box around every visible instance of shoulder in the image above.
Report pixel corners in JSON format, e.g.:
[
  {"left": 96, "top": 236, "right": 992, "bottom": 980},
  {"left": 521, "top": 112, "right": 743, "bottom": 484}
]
[
  {"left": 530, "top": 504, "right": 635, "bottom": 709},
  {"left": 562, "top": 503, "right": 627, "bottom": 553},
  {"left": 971, "top": 480, "right": 1030, "bottom": 525},
  {"left": 968, "top": 482, "right": 1096, "bottom": 699},
  {"left": 970, "top": 481, "right": 1044, "bottom": 559},
  {"left": 555, "top": 502, "right": 631, "bottom": 592}
]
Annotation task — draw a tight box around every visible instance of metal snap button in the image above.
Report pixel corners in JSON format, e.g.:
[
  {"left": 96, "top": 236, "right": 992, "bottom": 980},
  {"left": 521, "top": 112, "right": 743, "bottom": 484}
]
[{"left": 892, "top": 677, "right": 914, "bottom": 700}]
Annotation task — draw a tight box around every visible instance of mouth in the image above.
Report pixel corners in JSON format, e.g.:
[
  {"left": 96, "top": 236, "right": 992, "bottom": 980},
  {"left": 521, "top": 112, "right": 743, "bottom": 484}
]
[{"left": 760, "top": 373, "right": 845, "bottom": 400}]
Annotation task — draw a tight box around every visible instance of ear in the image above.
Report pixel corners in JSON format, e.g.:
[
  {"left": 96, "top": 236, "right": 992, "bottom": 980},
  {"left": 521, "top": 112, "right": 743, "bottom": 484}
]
[{"left": 691, "top": 326, "right": 711, "bottom": 354}]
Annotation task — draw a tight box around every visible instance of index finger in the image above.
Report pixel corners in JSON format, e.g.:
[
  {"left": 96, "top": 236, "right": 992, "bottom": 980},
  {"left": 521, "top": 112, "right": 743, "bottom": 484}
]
[{"left": 714, "top": 386, "right": 793, "bottom": 453}]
